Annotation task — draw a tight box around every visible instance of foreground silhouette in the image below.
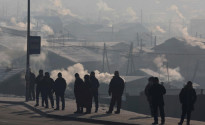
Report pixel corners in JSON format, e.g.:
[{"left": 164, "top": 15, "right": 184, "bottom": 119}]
[
  {"left": 90, "top": 71, "right": 100, "bottom": 113},
  {"left": 178, "top": 81, "right": 197, "bottom": 125},
  {"left": 149, "top": 77, "right": 166, "bottom": 125},
  {"left": 35, "top": 69, "right": 44, "bottom": 107},
  {"left": 54, "top": 72, "right": 67, "bottom": 110},
  {"left": 74, "top": 73, "right": 84, "bottom": 113},
  {"left": 106, "top": 71, "right": 125, "bottom": 114}
]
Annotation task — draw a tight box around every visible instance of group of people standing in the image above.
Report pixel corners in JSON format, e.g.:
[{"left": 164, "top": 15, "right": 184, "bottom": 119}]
[
  {"left": 26, "top": 69, "right": 67, "bottom": 110},
  {"left": 145, "top": 77, "right": 197, "bottom": 125},
  {"left": 27, "top": 69, "right": 125, "bottom": 114},
  {"left": 74, "top": 71, "right": 125, "bottom": 114}
]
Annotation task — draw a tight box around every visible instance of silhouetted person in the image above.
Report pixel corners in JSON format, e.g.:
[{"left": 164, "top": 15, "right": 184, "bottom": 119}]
[
  {"left": 28, "top": 69, "right": 36, "bottom": 101},
  {"left": 144, "top": 76, "right": 154, "bottom": 116},
  {"left": 178, "top": 81, "right": 197, "bottom": 125},
  {"left": 42, "top": 72, "right": 54, "bottom": 108},
  {"left": 74, "top": 73, "right": 84, "bottom": 113},
  {"left": 83, "top": 75, "right": 92, "bottom": 114},
  {"left": 35, "top": 69, "right": 44, "bottom": 107},
  {"left": 25, "top": 68, "right": 36, "bottom": 101},
  {"left": 54, "top": 72, "right": 67, "bottom": 110},
  {"left": 106, "top": 71, "right": 125, "bottom": 114},
  {"left": 90, "top": 71, "right": 100, "bottom": 113},
  {"left": 149, "top": 77, "right": 166, "bottom": 125}
]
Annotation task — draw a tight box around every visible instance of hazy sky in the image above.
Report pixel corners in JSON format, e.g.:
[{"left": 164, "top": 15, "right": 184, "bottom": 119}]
[{"left": 1, "top": 0, "right": 205, "bottom": 24}]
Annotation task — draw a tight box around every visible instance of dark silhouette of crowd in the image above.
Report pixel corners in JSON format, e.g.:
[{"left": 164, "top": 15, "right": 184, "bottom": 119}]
[
  {"left": 26, "top": 69, "right": 198, "bottom": 125},
  {"left": 145, "top": 77, "right": 197, "bottom": 125}
]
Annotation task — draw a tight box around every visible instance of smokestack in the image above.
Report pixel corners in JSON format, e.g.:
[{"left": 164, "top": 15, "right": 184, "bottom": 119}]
[{"left": 154, "top": 36, "right": 157, "bottom": 47}]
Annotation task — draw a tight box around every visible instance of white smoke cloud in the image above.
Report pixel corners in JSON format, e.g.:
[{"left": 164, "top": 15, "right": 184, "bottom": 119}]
[
  {"left": 97, "top": 0, "right": 114, "bottom": 12},
  {"left": 141, "top": 55, "right": 184, "bottom": 82},
  {"left": 0, "top": 52, "right": 11, "bottom": 67},
  {"left": 50, "top": 0, "right": 79, "bottom": 17},
  {"left": 30, "top": 51, "right": 47, "bottom": 73},
  {"left": 180, "top": 27, "right": 205, "bottom": 49},
  {"left": 10, "top": 17, "right": 35, "bottom": 30},
  {"left": 169, "top": 5, "right": 185, "bottom": 19},
  {"left": 51, "top": 63, "right": 113, "bottom": 86},
  {"left": 155, "top": 25, "right": 166, "bottom": 33},
  {"left": 126, "top": 7, "right": 137, "bottom": 22},
  {"left": 41, "top": 24, "right": 54, "bottom": 35}
]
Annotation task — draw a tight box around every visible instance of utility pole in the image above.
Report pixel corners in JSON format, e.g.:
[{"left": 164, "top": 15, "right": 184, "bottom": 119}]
[
  {"left": 169, "top": 20, "right": 171, "bottom": 38},
  {"left": 25, "top": 0, "right": 30, "bottom": 102},
  {"left": 154, "top": 36, "right": 157, "bottom": 48},
  {"left": 140, "top": 39, "right": 143, "bottom": 52},
  {"left": 111, "top": 24, "right": 114, "bottom": 41},
  {"left": 150, "top": 31, "right": 153, "bottom": 46},
  {"left": 102, "top": 43, "right": 110, "bottom": 73},
  {"left": 126, "top": 42, "right": 135, "bottom": 76},
  {"left": 141, "top": 9, "right": 143, "bottom": 25},
  {"left": 166, "top": 62, "right": 170, "bottom": 84},
  {"left": 137, "top": 32, "right": 139, "bottom": 46}
]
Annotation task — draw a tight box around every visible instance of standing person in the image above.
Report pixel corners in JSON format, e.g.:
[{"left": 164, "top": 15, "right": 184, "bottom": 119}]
[
  {"left": 144, "top": 76, "right": 154, "bottom": 116},
  {"left": 178, "top": 81, "right": 197, "bottom": 125},
  {"left": 90, "top": 71, "right": 100, "bottom": 113},
  {"left": 74, "top": 73, "right": 84, "bottom": 113},
  {"left": 84, "top": 75, "right": 92, "bottom": 114},
  {"left": 35, "top": 69, "right": 44, "bottom": 107},
  {"left": 42, "top": 72, "right": 55, "bottom": 108},
  {"left": 149, "top": 77, "right": 166, "bottom": 125},
  {"left": 106, "top": 71, "right": 125, "bottom": 114},
  {"left": 28, "top": 69, "right": 36, "bottom": 101},
  {"left": 54, "top": 72, "right": 67, "bottom": 110}
]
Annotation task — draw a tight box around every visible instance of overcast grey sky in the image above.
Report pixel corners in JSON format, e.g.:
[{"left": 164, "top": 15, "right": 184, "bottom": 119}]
[{"left": 0, "top": 0, "right": 204, "bottom": 24}]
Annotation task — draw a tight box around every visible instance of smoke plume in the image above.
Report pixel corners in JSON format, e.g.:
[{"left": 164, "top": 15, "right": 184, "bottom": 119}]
[
  {"left": 169, "top": 5, "right": 185, "bottom": 19},
  {"left": 50, "top": 0, "right": 79, "bottom": 17},
  {"left": 126, "top": 7, "right": 137, "bottom": 22},
  {"left": 41, "top": 24, "right": 54, "bottom": 35},
  {"left": 155, "top": 25, "right": 166, "bottom": 33},
  {"left": 51, "top": 63, "right": 113, "bottom": 86},
  {"left": 141, "top": 55, "right": 184, "bottom": 82},
  {"left": 97, "top": 0, "right": 114, "bottom": 12},
  {"left": 10, "top": 17, "right": 35, "bottom": 30}
]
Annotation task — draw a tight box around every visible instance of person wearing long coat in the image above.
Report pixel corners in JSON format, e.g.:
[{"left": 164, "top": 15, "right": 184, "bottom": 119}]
[
  {"left": 74, "top": 73, "right": 84, "bottom": 113},
  {"left": 178, "top": 81, "right": 197, "bottom": 125},
  {"left": 54, "top": 72, "right": 67, "bottom": 110},
  {"left": 83, "top": 74, "right": 92, "bottom": 114},
  {"left": 149, "top": 77, "right": 166, "bottom": 125},
  {"left": 106, "top": 71, "right": 125, "bottom": 114}
]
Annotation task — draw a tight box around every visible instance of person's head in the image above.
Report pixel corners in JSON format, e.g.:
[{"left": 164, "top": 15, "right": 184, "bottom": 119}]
[
  {"left": 90, "top": 71, "right": 95, "bottom": 77},
  {"left": 186, "top": 81, "right": 193, "bottom": 88},
  {"left": 28, "top": 68, "right": 31, "bottom": 73},
  {"left": 75, "top": 73, "right": 79, "bottom": 78},
  {"left": 45, "top": 72, "right": 50, "bottom": 77},
  {"left": 58, "top": 72, "right": 62, "bottom": 78},
  {"left": 114, "top": 71, "right": 119, "bottom": 77},
  {"left": 153, "top": 77, "right": 159, "bottom": 84},
  {"left": 84, "top": 74, "right": 90, "bottom": 81},
  {"left": 39, "top": 69, "right": 43, "bottom": 75},
  {"left": 148, "top": 76, "right": 154, "bottom": 83}
]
